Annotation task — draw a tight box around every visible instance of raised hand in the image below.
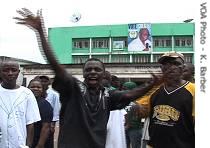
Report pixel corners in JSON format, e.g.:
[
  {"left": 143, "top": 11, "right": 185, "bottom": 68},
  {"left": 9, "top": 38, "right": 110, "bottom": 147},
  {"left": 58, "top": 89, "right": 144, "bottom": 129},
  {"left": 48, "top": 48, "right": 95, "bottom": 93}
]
[
  {"left": 14, "top": 8, "right": 65, "bottom": 75},
  {"left": 13, "top": 8, "right": 43, "bottom": 31}
]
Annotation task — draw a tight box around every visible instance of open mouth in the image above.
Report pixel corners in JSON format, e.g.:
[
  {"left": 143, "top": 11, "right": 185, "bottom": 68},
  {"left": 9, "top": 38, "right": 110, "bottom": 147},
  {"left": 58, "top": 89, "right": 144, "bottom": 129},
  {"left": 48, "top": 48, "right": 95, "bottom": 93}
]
[
  {"left": 88, "top": 77, "right": 98, "bottom": 84},
  {"left": 88, "top": 78, "right": 98, "bottom": 82}
]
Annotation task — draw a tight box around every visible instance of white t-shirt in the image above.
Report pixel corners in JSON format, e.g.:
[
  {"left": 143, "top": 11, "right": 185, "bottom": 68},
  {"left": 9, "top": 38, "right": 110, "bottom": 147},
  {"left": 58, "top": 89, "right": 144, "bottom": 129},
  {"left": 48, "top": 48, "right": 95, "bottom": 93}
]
[
  {"left": 128, "top": 38, "right": 151, "bottom": 52},
  {"left": 46, "top": 88, "right": 60, "bottom": 121},
  {"left": 0, "top": 85, "right": 41, "bottom": 148},
  {"left": 106, "top": 109, "right": 127, "bottom": 148}
]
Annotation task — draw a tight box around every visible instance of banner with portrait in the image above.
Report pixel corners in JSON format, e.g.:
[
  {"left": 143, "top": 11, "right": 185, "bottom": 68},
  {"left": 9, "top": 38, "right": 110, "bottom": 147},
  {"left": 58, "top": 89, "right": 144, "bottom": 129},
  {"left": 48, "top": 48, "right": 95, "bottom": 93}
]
[{"left": 128, "top": 23, "right": 152, "bottom": 52}]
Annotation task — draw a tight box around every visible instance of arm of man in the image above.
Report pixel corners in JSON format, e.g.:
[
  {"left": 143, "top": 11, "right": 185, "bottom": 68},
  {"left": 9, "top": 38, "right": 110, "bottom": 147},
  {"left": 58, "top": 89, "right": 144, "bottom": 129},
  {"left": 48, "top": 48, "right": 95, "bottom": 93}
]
[
  {"left": 50, "top": 121, "right": 56, "bottom": 133},
  {"left": 110, "top": 74, "right": 162, "bottom": 110},
  {"left": 26, "top": 123, "right": 34, "bottom": 147},
  {"left": 36, "top": 122, "right": 51, "bottom": 148},
  {"left": 13, "top": 8, "right": 66, "bottom": 78},
  {"left": 25, "top": 89, "right": 41, "bottom": 147},
  {"left": 133, "top": 84, "right": 162, "bottom": 118}
]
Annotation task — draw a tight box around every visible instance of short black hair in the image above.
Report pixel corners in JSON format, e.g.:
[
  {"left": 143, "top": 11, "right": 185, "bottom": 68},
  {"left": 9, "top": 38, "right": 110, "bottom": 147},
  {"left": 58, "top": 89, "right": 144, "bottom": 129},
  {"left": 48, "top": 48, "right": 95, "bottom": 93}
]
[
  {"left": 39, "top": 75, "right": 50, "bottom": 81},
  {"left": 83, "top": 58, "right": 105, "bottom": 71},
  {"left": 0, "top": 59, "right": 20, "bottom": 70},
  {"left": 28, "top": 78, "right": 42, "bottom": 88}
]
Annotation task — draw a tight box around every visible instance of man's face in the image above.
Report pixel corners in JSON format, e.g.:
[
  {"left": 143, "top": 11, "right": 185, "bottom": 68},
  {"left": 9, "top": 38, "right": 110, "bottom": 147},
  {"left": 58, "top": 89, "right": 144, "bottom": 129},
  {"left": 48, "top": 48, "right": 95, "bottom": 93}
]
[
  {"left": 161, "top": 58, "right": 184, "bottom": 84},
  {"left": 0, "top": 62, "right": 20, "bottom": 86},
  {"left": 28, "top": 80, "right": 43, "bottom": 98},
  {"left": 40, "top": 77, "right": 50, "bottom": 91},
  {"left": 182, "top": 64, "right": 194, "bottom": 79},
  {"left": 140, "top": 29, "right": 149, "bottom": 41},
  {"left": 83, "top": 61, "right": 104, "bottom": 88}
]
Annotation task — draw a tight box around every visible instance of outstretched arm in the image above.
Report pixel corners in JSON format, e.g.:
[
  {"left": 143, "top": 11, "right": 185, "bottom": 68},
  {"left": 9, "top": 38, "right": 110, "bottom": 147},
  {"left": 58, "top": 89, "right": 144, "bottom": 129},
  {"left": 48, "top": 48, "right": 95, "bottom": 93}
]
[
  {"left": 124, "top": 73, "right": 162, "bottom": 101},
  {"left": 13, "top": 8, "right": 65, "bottom": 78},
  {"left": 112, "top": 73, "right": 163, "bottom": 110}
]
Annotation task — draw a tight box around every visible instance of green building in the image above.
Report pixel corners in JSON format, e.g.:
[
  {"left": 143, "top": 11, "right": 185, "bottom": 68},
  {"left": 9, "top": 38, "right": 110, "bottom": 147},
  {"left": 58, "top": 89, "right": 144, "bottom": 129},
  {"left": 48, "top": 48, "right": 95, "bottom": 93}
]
[{"left": 48, "top": 23, "right": 194, "bottom": 64}]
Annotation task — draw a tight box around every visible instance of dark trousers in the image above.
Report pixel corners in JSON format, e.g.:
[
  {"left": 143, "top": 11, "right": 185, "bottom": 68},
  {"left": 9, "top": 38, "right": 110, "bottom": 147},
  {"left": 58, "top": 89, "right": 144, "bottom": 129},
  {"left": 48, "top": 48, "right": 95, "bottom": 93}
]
[{"left": 126, "top": 128, "right": 143, "bottom": 148}]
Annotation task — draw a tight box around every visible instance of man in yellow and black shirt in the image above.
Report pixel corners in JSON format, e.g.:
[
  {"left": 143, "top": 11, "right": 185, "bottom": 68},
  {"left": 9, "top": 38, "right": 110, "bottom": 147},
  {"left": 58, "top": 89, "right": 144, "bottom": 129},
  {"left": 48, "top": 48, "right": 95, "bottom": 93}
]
[{"left": 137, "top": 52, "right": 195, "bottom": 148}]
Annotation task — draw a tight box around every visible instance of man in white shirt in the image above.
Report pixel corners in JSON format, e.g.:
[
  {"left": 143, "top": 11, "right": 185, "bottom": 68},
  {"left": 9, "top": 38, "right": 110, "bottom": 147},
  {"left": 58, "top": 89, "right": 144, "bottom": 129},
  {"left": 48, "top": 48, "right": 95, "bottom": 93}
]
[
  {"left": 0, "top": 60, "right": 41, "bottom": 148},
  {"left": 106, "top": 109, "right": 127, "bottom": 148}
]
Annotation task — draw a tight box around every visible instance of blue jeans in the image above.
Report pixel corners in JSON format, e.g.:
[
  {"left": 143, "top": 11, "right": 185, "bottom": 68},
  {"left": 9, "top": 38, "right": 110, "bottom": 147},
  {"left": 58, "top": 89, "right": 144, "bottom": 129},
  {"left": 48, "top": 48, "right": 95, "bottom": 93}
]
[{"left": 126, "top": 128, "right": 143, "bottom": 148}]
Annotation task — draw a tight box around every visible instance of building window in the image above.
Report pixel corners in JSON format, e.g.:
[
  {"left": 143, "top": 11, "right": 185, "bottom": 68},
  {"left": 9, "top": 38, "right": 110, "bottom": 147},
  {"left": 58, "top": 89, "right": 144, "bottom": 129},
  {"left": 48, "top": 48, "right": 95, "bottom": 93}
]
[
  {"left": 154, "top": 40, "right": 159, "bottom": 47},
  {"left": 92, "top": 55, "right": 109, "bottom": 63},
  {"left": 153, "top": 37, "right": 172, "bottom": 47},
  {"left": 186, "top": 39, "right": 192, "bottom": 46},
  {"left": 92, "top": 38, "right": 109, "bottom": 48},
  {"left": 73, "top": 38, "right": 90, "bottom": 48},
  {"left": 153, "top": 54, "right": 162, "bottom": 63},
  {"left": 73, "top": 55, "right": 89, "bottom": 64},
  {"left": 166, "top": 40, "right": 172, "bottom": 47},
  {"left": 153, "top": 54, "right": 193, "bottom": 63},
  {"left": 183, "top": 54, "right": 193, "bottom": 63},
  {"left": 174, "top": 36, "right": 193, "bottom": 47},
  {"left": 112, "top": 55, "right": 130, "bottom": 63},
  {"left": 112, "top": 37, "right": 127, "bottom": 50},
  {"left": 133, "top": 54, "right": 150, "bottom": 63},
  {"left": 181, "top": 40, "right": 186, "bottom": 46}
]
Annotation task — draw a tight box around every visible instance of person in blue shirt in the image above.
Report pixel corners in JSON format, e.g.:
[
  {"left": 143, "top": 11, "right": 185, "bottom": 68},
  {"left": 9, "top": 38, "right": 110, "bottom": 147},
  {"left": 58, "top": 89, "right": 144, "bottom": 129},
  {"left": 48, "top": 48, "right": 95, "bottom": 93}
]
[{"left": 28, "top": 79, "right": 53, "bottom": 148}]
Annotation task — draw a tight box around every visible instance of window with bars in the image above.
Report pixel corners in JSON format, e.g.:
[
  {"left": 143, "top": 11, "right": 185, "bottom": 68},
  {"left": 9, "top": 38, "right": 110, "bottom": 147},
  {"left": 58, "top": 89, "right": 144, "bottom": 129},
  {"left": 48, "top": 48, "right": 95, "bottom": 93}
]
[
  {"left": 133, "top": 54, "right": 150, "bottom": 63},
  {"left": 174, "top": 36, "right": 193, "bottom": 47},
  {"left": 92, "top": 55, "right": 109, "bottom": 63},
  {"left": 154, "top": 40, "right": 159, "bottom": 47},
  {"left": 112, "top": 55, "right": 130, "bottom": 63},
  {"left": 183, "top": 54, "right": 193, "bottom": 63},
  {"left": 72, "top": 56, "right": 89, "bottom": 64},
  {"left": 92, "top": 38, "right": 109, "bottom": 48},
  {"left": 153, "top": 54, "right": 162, "bottom": 63},
  {"left": 153, "top": 37, "right": 172, "bottom": 47},
  {"left": 153, "top": 54, "right": 193, "bottom": 63},
  {"left": 72, "top": 38, "right": 90, "bottom": 48}
]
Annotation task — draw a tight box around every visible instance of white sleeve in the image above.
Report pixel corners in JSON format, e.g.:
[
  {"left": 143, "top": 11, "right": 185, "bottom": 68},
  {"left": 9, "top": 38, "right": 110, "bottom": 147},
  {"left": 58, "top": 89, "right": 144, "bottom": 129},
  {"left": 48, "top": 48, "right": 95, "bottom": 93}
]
[
  {"left": 52, "top": 92, "right": 61, "bottom": 121},
  {"left": 26, "top": 91, "right": 41, "bottom": 125}
]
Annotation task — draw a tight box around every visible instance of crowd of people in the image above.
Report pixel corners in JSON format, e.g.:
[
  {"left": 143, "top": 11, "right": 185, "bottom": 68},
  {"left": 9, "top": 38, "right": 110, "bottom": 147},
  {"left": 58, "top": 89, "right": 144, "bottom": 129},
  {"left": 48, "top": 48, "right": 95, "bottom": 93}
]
[{"left": 0, "top": 8, "right": 195, "bottom": 148}]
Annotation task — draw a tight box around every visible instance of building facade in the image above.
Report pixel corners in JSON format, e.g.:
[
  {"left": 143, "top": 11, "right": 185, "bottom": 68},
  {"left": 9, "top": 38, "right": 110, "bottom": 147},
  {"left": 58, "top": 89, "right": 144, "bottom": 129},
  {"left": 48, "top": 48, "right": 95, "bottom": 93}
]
[
  {"left": 22, "top": 23, "right": 195, "bottom": 86},
  {"left": 48, "top": 23, "right": 194, "bottom": 64}
]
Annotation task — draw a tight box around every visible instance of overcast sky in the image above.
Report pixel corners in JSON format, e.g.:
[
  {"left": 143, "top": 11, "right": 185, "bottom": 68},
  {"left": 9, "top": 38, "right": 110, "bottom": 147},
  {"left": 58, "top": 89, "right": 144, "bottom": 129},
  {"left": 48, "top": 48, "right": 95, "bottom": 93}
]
[{"left": 0, "top": 0, "right": 196, "bottom": 63}]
